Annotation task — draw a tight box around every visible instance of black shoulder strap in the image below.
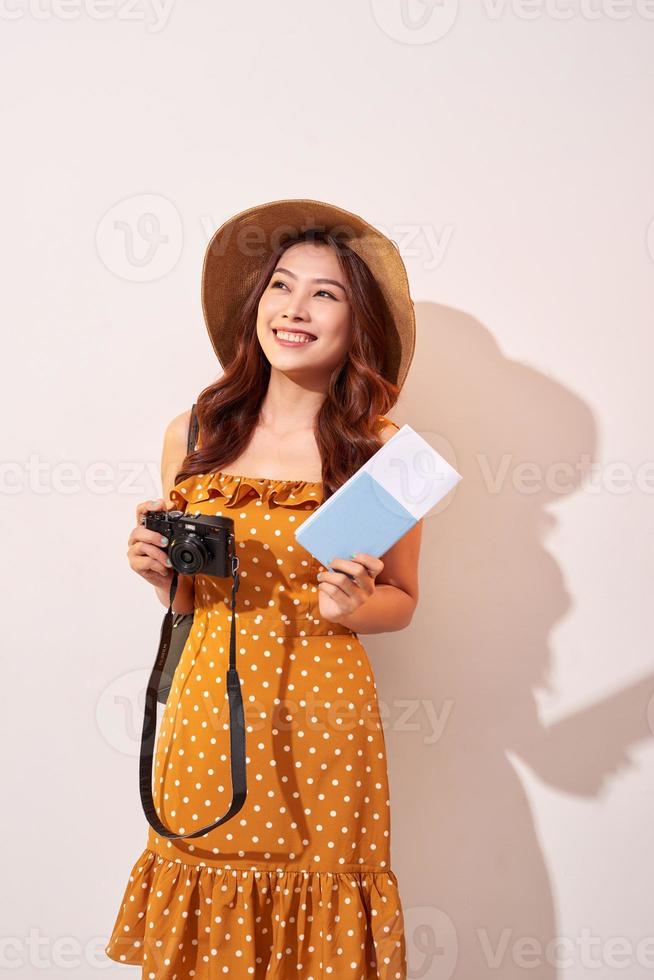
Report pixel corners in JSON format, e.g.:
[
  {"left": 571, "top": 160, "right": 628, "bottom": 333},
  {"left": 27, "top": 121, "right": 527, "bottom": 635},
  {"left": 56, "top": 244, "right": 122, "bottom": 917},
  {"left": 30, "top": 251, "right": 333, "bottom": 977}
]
[
  {"left": 187, "top": 402, "right": 199, "bottom": 453},
  {"left": 138, "top": 562, "right": 247, "bottom": 839}
]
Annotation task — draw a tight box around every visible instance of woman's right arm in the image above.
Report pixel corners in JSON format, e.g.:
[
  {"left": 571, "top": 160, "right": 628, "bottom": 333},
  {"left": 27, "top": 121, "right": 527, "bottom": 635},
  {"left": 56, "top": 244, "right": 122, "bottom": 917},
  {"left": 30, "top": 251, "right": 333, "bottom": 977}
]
[
  {"left": 153, "top": 409, "right": 196, "bottom": 613},
  {"left": 126, "top": 410, "right": 197, "bottom": 614}
]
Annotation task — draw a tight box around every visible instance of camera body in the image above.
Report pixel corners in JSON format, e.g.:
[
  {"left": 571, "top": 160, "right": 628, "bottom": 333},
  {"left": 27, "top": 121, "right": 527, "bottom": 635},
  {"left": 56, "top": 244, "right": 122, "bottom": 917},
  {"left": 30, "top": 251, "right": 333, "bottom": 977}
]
[{"left": 143, "top": 509, "right": 237, "bottom": 578}]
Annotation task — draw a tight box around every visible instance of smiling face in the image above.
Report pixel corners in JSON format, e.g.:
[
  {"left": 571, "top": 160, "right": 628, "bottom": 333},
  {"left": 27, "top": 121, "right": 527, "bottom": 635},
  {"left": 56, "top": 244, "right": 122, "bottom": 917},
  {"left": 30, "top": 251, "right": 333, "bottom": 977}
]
[{"left": 256, "top": 240, "right": 353, "bottom": 379}]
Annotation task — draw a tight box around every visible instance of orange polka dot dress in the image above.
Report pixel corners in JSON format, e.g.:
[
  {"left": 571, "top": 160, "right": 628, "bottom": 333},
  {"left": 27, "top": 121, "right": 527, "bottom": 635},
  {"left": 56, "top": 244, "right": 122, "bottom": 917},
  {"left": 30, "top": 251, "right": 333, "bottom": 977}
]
[{"left": 105, "top": 424, "right": 408, "bottom": 979}]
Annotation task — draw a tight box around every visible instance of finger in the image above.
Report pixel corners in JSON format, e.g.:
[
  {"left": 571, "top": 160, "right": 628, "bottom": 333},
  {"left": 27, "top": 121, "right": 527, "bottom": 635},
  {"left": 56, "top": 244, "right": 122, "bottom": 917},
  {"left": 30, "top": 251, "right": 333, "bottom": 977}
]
[
  {"left": 327, "top": 555, "right": 377, "bottom": 579},
  {"left": 317, "top": 580, "right": 355, "bottom": 611},
  {"left": 328, "top": 558, "right": 369, "bottom": 589},
  {"left": 317, "top": 569, "right": 359, "bottom": 600},
  {"left": 135, "top": 498, "right": 165, "bottom": 525},
  {"left": 128, "top": 525, "right": 172, "bottom": 548},
  {"left": 324, "top": 562, "right": 360, "bottom": 587},
  {"left": 350, "top": 552, "right": 384, "bottom": 576},
  {"left": 326, "top": 557, "right": 375, "bottom": 591},
  {"left": 132, "top": 554, "right": 170, "bottom": 577},
  {"left": 129, "top": 542, "right": 171, "bottom": 567},
  {"left": 127, "top": 544, "right": 172, "bottom": 575}
]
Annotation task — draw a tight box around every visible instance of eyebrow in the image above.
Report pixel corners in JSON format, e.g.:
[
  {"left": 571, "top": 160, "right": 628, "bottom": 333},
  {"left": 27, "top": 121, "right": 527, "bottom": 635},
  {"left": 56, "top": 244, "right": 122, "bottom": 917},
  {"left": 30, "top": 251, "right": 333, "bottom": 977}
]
[{"left": 273, "top": 266, "right": 347, "bottom": 293}]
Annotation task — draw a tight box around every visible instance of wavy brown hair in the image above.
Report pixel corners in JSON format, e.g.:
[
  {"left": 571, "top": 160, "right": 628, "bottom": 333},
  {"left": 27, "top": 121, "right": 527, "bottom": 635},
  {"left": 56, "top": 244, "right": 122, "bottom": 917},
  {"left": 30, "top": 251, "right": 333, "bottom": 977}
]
[{"left": 175, "top": 228, "right": 400, "bottom": 502}]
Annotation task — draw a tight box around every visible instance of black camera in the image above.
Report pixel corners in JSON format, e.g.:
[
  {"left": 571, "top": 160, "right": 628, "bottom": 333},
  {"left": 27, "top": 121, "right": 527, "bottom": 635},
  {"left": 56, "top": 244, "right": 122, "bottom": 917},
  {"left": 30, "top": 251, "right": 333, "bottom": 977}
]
[{"left": 142, "top": 509, "right": 237, "bottom": 578}]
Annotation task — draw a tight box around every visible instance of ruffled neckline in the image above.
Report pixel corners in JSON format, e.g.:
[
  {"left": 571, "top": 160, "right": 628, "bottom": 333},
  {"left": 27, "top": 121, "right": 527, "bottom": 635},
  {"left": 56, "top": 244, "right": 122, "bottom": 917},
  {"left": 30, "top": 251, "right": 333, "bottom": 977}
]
[
  {"left": 170, "top": 469, "right": 324, "bottom": 510},
  {"left": 169, "top": 417, "right": 400, "bottom": 511}
]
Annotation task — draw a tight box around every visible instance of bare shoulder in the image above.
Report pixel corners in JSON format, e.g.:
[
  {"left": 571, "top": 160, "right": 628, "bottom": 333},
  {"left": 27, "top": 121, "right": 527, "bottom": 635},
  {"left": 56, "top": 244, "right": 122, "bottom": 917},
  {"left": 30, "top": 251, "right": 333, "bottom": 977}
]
[
  {"left": 377, "top": 416, "right": 400, "bottom": 444},
  {"left": 164, "top": 409, "right": 192, "bottom": 450},
  {"left": 161, "top": 409, "right": 192, "bottom": 504}
]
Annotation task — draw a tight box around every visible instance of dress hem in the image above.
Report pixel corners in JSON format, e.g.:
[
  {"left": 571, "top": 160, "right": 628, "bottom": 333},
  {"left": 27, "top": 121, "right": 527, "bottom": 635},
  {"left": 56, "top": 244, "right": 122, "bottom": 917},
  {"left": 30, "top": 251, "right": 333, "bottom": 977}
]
[{"left": 105, "top": 844, "right": 407, "bottom": 978}]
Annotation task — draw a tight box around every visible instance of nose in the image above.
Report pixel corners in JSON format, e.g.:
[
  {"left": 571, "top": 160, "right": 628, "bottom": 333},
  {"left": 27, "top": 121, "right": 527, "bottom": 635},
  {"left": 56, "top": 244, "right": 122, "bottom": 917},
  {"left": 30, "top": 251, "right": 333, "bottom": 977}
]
[
  {"left": 282, "top": 293, "right": 309, "bottom": 322},
  {"left": 283, "top": 309, "right": 307, "bottom": 323}
]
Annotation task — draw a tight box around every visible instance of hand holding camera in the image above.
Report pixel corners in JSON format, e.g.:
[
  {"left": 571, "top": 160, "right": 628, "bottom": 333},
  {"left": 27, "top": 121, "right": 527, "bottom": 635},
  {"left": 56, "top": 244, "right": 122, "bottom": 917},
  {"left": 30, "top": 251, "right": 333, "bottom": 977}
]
[{"left": 128, "top": 498, "right": 175, "bottom": 589}]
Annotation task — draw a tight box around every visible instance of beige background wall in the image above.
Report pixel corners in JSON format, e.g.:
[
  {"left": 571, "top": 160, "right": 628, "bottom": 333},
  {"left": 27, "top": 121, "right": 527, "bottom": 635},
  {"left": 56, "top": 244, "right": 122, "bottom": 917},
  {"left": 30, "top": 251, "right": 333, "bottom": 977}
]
[{"left": 2, "top": 3, "right": 653, "bottom": 977}]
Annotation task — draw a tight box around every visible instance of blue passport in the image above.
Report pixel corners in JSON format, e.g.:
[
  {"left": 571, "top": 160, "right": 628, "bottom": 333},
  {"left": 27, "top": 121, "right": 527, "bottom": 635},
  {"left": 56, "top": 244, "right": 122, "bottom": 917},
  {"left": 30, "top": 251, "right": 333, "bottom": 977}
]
[{"left": 294, "top": 424, "right": 462, "bottom": 569}]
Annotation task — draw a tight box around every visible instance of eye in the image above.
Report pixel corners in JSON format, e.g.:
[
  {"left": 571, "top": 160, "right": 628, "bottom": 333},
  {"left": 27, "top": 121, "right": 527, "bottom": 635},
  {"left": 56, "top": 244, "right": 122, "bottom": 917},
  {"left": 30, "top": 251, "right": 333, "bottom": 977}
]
[{"left": 271, "top": 279, "right": 337, "bottom": 300}]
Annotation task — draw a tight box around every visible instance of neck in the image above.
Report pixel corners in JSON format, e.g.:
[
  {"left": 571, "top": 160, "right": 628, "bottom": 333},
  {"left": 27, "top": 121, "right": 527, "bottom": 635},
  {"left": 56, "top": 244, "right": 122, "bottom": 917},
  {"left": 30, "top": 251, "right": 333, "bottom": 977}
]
[{"left": 259, "top": 369, "right": 326, "bottom": 434}]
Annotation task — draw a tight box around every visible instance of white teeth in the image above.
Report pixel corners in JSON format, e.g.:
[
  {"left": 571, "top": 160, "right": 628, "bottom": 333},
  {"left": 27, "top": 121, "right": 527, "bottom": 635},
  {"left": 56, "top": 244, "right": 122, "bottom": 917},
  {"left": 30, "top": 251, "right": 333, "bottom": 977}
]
[{"left": 275, "top": 330, "right": 316, "bottom": 343}]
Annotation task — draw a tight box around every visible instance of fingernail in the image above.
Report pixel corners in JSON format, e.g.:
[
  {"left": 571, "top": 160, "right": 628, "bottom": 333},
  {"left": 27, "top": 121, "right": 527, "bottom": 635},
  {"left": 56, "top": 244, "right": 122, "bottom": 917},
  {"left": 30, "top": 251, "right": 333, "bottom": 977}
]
[
  {"left": 350, "top": 553, "right": 358, "bottom": 559},
  {"left": 161, "top": 535, "right": 169, "bottom": 546},
  {"left": 316, "top": 572, "right": 322, "bottom": 580},
  {"left": 166, "top": 558, "right": 172, "bottom": 567}
]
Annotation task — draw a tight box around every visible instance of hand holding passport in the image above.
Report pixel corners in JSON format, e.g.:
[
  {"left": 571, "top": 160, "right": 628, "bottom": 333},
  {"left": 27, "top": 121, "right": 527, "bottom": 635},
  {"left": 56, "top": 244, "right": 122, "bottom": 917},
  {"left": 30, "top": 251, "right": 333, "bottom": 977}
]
[{"left": 294, "top": 424, "right": 462, "bottom": 570}]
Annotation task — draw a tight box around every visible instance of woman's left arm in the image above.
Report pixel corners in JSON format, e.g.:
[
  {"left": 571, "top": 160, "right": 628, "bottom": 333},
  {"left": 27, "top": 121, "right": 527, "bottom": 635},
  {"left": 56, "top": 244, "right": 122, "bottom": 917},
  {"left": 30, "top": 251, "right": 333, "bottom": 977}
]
[
  {"left": 324, "top": 422, "right": 423, "bottom": 634},
  {"left": 331, "top": 519, "right": 423, "bottom": 634}
]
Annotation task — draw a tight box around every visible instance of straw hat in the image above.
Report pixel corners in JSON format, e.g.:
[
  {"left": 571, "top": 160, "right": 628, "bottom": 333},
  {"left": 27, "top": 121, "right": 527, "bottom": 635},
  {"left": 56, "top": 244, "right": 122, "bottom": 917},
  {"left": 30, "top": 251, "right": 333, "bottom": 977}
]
[{"left": 201, "top": 197, "right": 416, "bottom": 393}]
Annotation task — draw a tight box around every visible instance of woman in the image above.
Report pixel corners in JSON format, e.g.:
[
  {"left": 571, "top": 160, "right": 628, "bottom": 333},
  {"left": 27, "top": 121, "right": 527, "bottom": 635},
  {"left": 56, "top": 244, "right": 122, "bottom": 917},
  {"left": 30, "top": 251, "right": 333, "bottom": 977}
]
[{"left": 106, "top": 199, "right": 422, "bottom": 979}]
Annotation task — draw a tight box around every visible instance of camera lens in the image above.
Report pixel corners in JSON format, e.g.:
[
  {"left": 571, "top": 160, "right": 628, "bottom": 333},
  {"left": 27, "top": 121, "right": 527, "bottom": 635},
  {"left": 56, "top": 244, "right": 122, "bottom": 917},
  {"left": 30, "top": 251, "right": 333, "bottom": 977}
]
[{"left": 169, "top": 534, "right": 207, "bottom": 575}]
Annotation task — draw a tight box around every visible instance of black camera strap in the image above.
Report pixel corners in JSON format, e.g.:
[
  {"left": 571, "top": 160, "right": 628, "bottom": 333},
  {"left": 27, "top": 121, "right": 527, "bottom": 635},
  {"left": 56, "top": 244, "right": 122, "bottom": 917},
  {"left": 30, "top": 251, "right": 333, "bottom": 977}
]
[{"left": 138, "top": 555, "right": 247, "bottom": 838}]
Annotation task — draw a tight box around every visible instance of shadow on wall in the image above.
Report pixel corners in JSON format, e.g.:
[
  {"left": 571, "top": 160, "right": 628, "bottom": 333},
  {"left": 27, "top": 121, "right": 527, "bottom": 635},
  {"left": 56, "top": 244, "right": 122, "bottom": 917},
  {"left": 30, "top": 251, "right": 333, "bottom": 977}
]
[{"left": 368, "top": 301, "right": 652, "bottom": 980}]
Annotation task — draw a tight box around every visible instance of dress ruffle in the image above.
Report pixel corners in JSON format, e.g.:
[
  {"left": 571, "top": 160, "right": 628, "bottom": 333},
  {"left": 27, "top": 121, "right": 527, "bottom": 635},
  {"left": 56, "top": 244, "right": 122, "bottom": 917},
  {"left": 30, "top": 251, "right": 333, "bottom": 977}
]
[
  {"left": 104, "top": 846, "right": 407, "bottom": 978},
  {"left": 170, "top": 471, "right": 324, "bottom": 511}
]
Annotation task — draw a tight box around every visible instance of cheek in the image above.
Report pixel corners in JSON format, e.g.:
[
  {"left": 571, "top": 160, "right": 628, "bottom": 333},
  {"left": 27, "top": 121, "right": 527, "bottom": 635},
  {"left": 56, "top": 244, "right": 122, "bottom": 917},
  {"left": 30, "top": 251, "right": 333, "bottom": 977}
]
[
  {"left": 327, "top": 313, "right": 353, "bottom": 353},
  {"left": 258, "top": 291, "right": 283, "bottom": 321},
  {"left": 257, "top": 296, "right": 270, "bottom": 322},
  {"left": 315, "top": 306, "right": 352, "bottom": 338}
]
